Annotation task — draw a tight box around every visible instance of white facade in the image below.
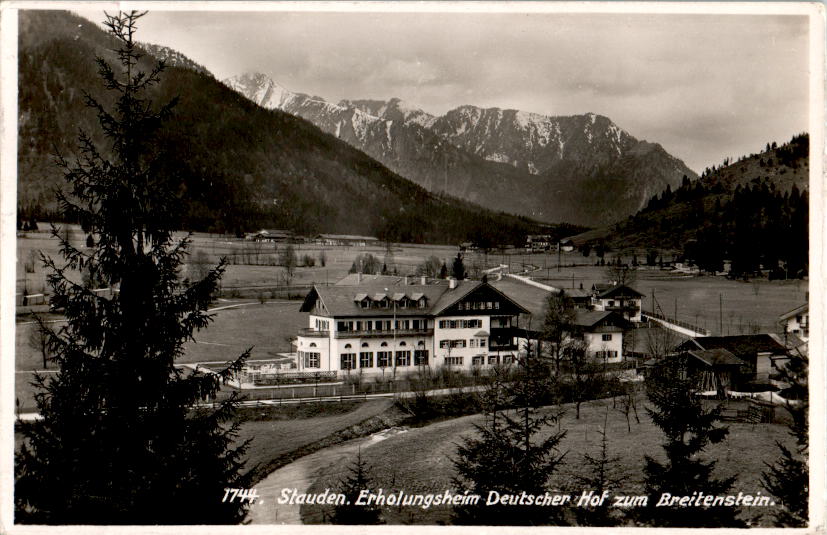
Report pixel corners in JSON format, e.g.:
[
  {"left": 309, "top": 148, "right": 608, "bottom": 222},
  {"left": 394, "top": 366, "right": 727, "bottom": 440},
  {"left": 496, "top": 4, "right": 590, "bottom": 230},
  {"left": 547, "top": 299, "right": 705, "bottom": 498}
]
[
  {"left": 583, "top": 330, "right": 624, "bottom": 363},
  {"left": 593, "top": 297, "right": 642, "bottom": 322},
  {"left": 294, "top": 280, "right": 525, "bottom": 376},
  {"left": 781, "top": 309, "right": 808, "bottom": 342}
]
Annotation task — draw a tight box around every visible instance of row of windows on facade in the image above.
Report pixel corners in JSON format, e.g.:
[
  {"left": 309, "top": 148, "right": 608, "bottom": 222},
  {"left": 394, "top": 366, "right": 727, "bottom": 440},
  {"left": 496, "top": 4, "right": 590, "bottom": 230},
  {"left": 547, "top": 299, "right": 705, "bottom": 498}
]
[
  {"left": 298, "top": 350, "right": 429, "bottom": 369},
  {"left": 438, "top": 338, "right": 487, "bottom": 349},
  {"left": 297, "top": 350, "right": 515, "bottom": 369},
  {"left": 437, "top": 319, "right": 482, "bottom": 329},
  {"left": 337, "top": 319, "right": 427, "bottom": 332},
  {"left": 595, "top": 350, "right": 618, "bottom": 359},
  {"left": 457, "top": 301, "right": 500, "bottom": 311},
  {"left": 357, "top": 297, "right": 427, "bottom": 309},
  {"left": 446, "top": 354, "right": 515, "bottom": 366}
]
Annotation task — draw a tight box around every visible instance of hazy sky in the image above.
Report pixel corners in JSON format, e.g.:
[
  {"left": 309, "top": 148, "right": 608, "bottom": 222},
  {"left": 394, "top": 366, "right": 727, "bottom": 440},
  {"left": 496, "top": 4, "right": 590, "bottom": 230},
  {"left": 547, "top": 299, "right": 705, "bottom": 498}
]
[{"left": 77, "top": 8, "right": 810, "bottom": 173}]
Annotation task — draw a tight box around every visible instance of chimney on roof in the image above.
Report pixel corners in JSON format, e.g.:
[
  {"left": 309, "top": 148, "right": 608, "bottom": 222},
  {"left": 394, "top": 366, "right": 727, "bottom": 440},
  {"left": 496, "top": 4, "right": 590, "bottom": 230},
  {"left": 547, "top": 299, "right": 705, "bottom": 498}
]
[
  {"left": 404, "top": 275, "right": 408, "bottom": 285},
  {"left": 449, "top": 278, "right": 457, "bottom": 290},
  {"left": 421, "top": 276, "right": 426, "bottom": 285}
]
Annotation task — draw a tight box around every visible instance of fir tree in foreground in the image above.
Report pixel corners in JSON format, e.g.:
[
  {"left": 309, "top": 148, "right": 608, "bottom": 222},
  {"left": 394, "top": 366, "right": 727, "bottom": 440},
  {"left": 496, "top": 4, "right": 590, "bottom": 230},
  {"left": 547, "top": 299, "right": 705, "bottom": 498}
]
[
  {"left": 452, "top": 352, "right": 566, "bottom": 525},
  {"left": 330, "top": 449, "right": 383, "bottom": 525},
  {"left": 572, "top": 408, "right": 625, "bottom": 526},
  {"left": 761, "top": 349, "right": 808, "bottom": 526},
  {"left": 636, "top": 356, "right": 744, "bottom": 527},
  {"left": 15, "top": 11, "right": 250, "bottom": 524}
]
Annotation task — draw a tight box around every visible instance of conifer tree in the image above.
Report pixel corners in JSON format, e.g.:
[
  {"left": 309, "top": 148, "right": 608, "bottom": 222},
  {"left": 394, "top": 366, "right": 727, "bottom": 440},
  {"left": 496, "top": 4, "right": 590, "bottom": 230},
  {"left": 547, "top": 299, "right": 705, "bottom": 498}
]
[
  {"left": 330, "top": 449, "right": 383, "bottom": 525},
  {"left": 761, "top": 350, "right": 808, "bottom": 526},
  {"left": 452, "top": 252, "right": 466, "bottom": 280},
  {"left": 452, "top": 349, "right": 566, "bottom": 525},
  {"left": 572, "top": 408, "right": 625, "bottom": 526},
  {"left": 15, "top": 11, "right": 250, "bottom": 524},
  {"left": 636, "top": 355, "right": 744, "bottom": 527}
]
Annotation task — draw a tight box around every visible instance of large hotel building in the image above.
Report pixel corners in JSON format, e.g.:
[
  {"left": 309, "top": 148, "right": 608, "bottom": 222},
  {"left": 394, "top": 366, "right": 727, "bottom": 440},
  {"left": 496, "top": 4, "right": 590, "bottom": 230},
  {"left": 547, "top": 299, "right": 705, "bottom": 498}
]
[{"left": 296, "top": 274, "right": 530, "bottom": 374}]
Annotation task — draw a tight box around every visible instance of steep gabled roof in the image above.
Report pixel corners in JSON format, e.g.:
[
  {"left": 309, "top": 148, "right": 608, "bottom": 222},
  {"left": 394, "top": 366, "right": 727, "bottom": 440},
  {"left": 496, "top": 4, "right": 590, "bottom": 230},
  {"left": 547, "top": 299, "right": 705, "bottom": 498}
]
[
  {"left": 300, "top": 282, "right": 447, "bottom": 316},
  {"left": 596, "top": 284, "right": 644, "bottom": 299},
  {"left": 680, "top": 334, "right": 788, "bottom": 360},
  {"left": 428, "top": 280, "right": 482, "bottom": 315},
  {"left": 685, "top": 348, "right": 743, "bottom": 367},
  {"left": 300, "top": 280, "right": 529, "bottom": 318},
  {"left": 572, "top": 310, "right": 629, "bottom": 329},
  {"left": 779, "top": 303, "right": 808, "bottom": 321}
]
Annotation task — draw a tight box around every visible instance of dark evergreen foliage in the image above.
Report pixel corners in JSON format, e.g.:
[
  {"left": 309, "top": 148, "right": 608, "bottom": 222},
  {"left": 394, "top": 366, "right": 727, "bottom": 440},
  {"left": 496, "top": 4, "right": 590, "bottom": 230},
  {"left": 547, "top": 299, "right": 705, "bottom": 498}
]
[
  {"left": 451, "top": 253, "right": 466, "bottom": 280},
  {"left": 572, "top": 408, "right": 625, "bottom": 526},
  {"left": 14, "top": 12, "right": 250, "bottom": 524},
  {"left": 617, "top": 135, "right": 808, "bottom": 275},
  {"left": 761, "top": 350, "right": 808, "bottom": 526},
  {"left": 636, "top": 356, "right": 744, "bottom": 527},
  {"left": 452, "top": 354, "right": 566, "bottom": 525},
  {"left": 330, "top": 449, "right": 383, "bottom": 525}
]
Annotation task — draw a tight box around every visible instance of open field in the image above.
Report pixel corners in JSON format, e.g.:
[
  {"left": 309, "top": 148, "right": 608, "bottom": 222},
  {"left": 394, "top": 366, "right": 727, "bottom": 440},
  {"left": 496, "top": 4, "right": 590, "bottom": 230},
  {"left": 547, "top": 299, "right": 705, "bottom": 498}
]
[
  {"left": 234, "top": 399, "right": 395, "bottom": 481},
  {"left": 533, "top": 265, "right": 806, "bottom": 335},
  {"left": 16, "top": 227, "right": 464, "bottom": 297},
  {"left": 300, "top": 396, "right": 796, "bottom": 526},
  {"left": 14, "top": 301, "right": 309, "bottom": 411}
]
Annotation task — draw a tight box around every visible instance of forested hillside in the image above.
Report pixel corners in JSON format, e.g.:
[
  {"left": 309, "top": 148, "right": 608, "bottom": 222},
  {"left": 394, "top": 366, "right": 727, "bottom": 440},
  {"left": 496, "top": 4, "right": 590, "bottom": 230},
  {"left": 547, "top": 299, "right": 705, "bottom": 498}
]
[
  {"left": 607, "top": 134, "right": 809, "bottom": 278},
  {"left": 17, "top": 10, "right": 547, "bottom": 245}
]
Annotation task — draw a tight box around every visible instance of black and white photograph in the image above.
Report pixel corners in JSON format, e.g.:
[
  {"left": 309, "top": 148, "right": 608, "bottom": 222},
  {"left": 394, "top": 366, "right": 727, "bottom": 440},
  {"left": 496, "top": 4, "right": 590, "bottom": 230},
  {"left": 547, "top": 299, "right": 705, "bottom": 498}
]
[{"left": 1, "top": 1, "right": 824, "bottom": 531}]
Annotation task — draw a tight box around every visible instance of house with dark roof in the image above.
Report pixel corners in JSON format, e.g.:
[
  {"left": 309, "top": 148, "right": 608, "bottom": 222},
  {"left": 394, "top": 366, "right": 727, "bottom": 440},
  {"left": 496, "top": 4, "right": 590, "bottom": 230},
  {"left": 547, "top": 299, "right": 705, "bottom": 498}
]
[
  {"left": 779, "top": 303, "right": 808, "bottom": 342},
  {"left": 249, "top": 229, "right": 293, "bottom": 242},
  {"left": 681, "top": 348, "right": 745, "bottom": 393},
  {"left": 314, "top": 234, "right": 379, "bottom": 246},
  {"left": 591, "top": 284, "right": 644, "bottom": 322},
  {"left": 294, "top": 277, "right": 530, "bottom": 375},
  {"left": 571, "top": 310, "right": 630, "bottom": 363},
  {"left": 677, "top": 334, "right": 789, "bottom": 385}
]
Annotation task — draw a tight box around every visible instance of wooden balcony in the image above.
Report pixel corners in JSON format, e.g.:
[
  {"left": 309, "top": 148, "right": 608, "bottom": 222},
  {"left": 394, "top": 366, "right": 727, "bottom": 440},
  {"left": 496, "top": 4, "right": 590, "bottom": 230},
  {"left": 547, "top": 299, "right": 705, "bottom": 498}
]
[
  {"left": 298, "top": 328, "right": 330, "bottom": 338},
  {"left": 335, "top": 328, "right": 433, "bottom": 339}
]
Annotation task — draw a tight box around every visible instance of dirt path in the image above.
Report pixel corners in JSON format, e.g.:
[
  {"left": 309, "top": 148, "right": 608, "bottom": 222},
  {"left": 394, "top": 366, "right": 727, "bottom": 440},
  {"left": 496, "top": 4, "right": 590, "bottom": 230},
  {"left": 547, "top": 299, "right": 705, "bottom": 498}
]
[{"left": 248, "top": 427, "right": 408, "bottom": 524}]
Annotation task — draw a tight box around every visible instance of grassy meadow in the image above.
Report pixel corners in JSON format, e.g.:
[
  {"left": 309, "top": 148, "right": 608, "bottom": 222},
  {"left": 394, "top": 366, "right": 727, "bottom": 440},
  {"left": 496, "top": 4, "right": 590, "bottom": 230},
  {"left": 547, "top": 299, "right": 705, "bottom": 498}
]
[{"left": 300, "top": 396, "right": 796, "bottom": 526}]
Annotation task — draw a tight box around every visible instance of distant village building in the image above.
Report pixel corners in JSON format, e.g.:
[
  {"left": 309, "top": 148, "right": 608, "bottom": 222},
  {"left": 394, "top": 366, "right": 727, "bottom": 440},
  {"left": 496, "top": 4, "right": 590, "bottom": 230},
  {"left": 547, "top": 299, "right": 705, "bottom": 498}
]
[
  {"left": 247, "top": 229, "right": 293, "bottom": 242},
  {"left": 779, "top": 303, "right": 808, "bottom": 342},
  {"left": 558, "top": 238, "right": 575, "bottom": 252},
  {"left": 563, "top": 287, "right": 593, "bottom": 309},
  {"left": 294, "top": 276, "right": 529, "bottom": 375},
  {"left": 590, "top": 284, "right": 644, "bottom": 322},
  {"left": 526, "top": 234, "right": 553, "bottom": 251},
  {"left": 315, "top": 234, "right": 379, "bottom": 247}
]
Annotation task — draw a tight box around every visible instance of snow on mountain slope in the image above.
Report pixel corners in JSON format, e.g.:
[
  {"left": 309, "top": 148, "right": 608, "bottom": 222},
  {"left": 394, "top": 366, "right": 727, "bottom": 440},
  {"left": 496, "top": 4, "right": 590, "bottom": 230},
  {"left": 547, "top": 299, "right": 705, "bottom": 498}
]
[{"left": 222, "top": 72, "right": 696, "bottom": 226}]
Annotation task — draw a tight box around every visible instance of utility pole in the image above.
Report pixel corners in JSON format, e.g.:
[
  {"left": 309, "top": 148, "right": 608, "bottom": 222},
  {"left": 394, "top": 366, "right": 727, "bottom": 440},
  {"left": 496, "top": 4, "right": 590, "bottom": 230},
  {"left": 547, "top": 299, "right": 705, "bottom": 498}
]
[
  {"left": 719, "top": 293, "right": 723, "bottom": 335},
  {"left": 557, "top": 244, "right": 561, "bottom": 272}
]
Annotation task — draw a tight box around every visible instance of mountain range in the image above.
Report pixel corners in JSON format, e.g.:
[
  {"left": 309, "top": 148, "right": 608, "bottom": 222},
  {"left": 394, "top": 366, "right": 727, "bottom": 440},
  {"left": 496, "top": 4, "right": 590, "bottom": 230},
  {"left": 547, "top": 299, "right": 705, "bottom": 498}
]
[
  {"left": 17, "top": 10, "right": 547, "bottom": 246},
  {"left": 224, "top": 73, "right": 697, "bottom": 226}
]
